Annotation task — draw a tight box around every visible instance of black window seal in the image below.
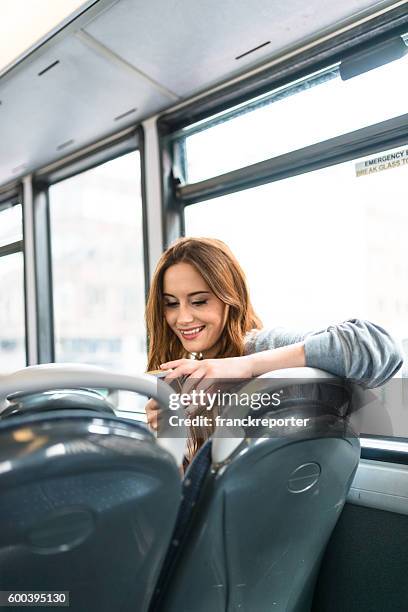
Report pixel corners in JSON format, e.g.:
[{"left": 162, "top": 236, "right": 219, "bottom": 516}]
[
  {"left": 0, "top": 240, "right": 23, "bottom": 258},
  {"left": 0, "top": 187, "right": 20, "bottom": 210},
  {"left": 360, "top": 434, "right": 408, "bottom": 465},
  {"left": 176, "top": 112, "right": 408, "bottom": 206}
]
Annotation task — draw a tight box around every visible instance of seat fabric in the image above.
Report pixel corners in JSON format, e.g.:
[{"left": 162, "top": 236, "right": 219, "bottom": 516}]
[{"left": 153, "top": 382, "right": 360, "bottom": 612}]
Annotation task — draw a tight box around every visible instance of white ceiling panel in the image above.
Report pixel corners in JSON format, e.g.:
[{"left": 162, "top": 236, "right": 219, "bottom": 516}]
[
  {"left": 83, "top": 0, "right": 395, "bottom": 97},
  {"left": 0, "top": 0, "right": 91, "bottom": 73},
  {"left": 0, "top": 0, "right": 403, "bottom": 187},
  {"left": 0, "top": 34, "right": 174, "bottom": 181}
]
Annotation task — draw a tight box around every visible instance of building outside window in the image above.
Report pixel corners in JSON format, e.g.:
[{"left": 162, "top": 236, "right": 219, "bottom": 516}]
[{"left": 49, "top": 151, "right": 146, "bottom": 415}]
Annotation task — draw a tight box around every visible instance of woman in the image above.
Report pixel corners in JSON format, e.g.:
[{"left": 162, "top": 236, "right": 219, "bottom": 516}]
[{"left": 145, "top": 237, "right": 402, "bottom": 462}]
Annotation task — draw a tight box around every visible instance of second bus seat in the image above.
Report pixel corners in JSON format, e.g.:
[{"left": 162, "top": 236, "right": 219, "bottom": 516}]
[{"left": 150, "top": 367, "right": 361, "bottom": 612}]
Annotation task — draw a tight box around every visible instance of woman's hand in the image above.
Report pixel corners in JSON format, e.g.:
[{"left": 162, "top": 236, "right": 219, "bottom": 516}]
[
  {"left": 145, "top": 398, "right": 160, "bottom": 431},
  {"left": 160, "top": 356, "right": 254, "bottom": 394},
  {"left": 160, "top": 344, "right": 307, "bottom": 393},
  {"left": 161, "top": 356, "right": 253, "bottom": 379}
]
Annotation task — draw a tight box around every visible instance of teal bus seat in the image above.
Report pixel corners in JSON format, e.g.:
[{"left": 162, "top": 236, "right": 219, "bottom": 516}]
[
  {"left": 151, "top": 368, "right": 361, "bottom": 612},
  {"left": 0, "top": 366, "right": 185, "bottom": 612}
]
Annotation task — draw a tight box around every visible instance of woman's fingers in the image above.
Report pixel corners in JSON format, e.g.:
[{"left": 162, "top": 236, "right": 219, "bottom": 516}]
[
  {"left": 145, "top": 398, "right": 160, "bottom": 431},
  {"left": 160, "top": 358, "right": 189, "bottom": 370},
  {"left": 162, "top": 360, "right": 217, "bottom": 392},
  {"left": 164, "top": 362, "right": 201, "bottom": 382},
  {"left": 160, "top": 359, "right": 223, "bottom": 409}
]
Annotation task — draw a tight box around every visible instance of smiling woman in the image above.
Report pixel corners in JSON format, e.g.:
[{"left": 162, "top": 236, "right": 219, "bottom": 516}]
[
  {"left": 1, "top": 0, "right": 408, "bottom": 607},
  {"left": 163, "top": 262, "right": 229, "bottom": 358},
  {"left": 145, "top": 237, "right": 264, "bottom": 458},
  {"left": 145, "top": 237, "right": 262, "bottom": 369},
  {"left": 144, "top": 237, "right": 402, "bottom": 464}
]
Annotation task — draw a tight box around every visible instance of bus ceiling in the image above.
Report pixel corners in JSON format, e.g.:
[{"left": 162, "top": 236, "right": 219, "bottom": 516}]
[{"left": 0, "top": 0, "right": 407, "bottom": 189}]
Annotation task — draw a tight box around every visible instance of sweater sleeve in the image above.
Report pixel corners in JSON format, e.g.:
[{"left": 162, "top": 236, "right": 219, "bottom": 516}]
[{"left": 245, "top": 319, "right": 403, "bottom": 388}]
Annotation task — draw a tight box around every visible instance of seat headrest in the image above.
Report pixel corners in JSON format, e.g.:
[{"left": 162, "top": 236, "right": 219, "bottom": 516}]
[{"left": 3, "top": 388, "right": 115, "bottom": 418}]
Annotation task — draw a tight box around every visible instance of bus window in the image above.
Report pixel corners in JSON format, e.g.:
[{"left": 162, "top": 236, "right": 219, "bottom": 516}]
[
  {"left": 48, "top": 151, "right": 146, "bottom": 375},
  {"left": 0, "top": 203, "right": 25, "bottom": 371},
  {"left": 173, "top": 45, "right": 408, "bottom": 442},
  {"left": 185, "top": 144, "right": 408, "bottom": 344},
  {"left": 181, "top": 36, "right": 408, "bottom": 183}
]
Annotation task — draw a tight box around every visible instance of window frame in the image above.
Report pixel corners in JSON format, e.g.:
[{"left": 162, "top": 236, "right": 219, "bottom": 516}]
[
  {"left": 158, "top": 4, "right": 408, "bottom": 135},
  {"left": 30, "top": 125, "right": 148, "bottom": 364},
  {"left": 177, "top": 112, "right": 408, "bottom": 206},
  {"left": 158, "top": 6, "right": 408, "bottom": 244},
  {"left": 361, "top": 435, "right": 408, "bottom": 465}
]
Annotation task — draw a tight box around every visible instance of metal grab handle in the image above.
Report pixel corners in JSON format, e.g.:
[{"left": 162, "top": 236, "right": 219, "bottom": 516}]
[{"left": 0, "top": 363, "right": 187, "bottom": 466}]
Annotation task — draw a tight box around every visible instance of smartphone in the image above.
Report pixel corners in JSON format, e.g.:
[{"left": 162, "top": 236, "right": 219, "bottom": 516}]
[{"left": 146, "top": 369, "right": 168, "bottom": 378}]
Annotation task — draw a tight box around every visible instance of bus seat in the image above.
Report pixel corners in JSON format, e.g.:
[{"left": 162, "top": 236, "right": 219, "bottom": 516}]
[
  {"left": 150, "top": 368, "right": 361, "bottom": 612},
  {"left": 3, "top": 387, "right": 116, "bottom": 417},
  {"left": 0, "top": 366, "right": 184, "bottom": 612}
]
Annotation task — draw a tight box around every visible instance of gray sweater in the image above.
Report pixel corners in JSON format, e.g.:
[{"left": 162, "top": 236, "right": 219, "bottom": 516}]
[{"left": 244, "top": 319, "right": 403, "bottom": 388}]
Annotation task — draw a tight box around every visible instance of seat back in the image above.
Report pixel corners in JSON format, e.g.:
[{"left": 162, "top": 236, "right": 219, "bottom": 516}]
[
  {"left": 154, "top": 369, "right": 361, "bottom": 612},
  {"left": 0, "top": 366, "right": 185, "bottom": 612},
  {"left": 4, "top": 387, "right": 116, "bottom": 416}
]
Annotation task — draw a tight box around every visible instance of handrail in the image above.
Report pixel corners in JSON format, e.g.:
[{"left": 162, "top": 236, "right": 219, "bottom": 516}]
[
  {"left": 0, "top": 363, "right": 187, "bottom": 466},
  {"left": 212, "top": 367, "right": 347, "bottom": 464}
]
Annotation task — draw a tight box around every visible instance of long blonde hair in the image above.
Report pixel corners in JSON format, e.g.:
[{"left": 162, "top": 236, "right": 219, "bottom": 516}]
[{"left": 145, "top": 237, "right": 262, "bottom": 459}]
